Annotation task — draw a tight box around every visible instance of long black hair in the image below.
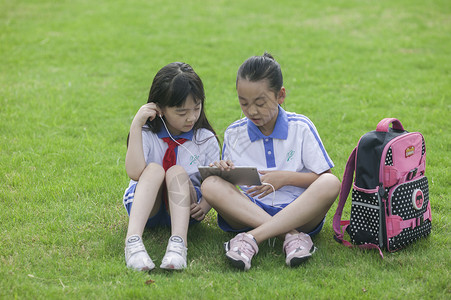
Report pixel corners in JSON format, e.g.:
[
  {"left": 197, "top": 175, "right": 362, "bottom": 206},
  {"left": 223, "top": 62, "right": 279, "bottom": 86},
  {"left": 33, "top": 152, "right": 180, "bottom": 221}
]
[{"left": 128, "top": 62, "right": 217, "bottom": 145}]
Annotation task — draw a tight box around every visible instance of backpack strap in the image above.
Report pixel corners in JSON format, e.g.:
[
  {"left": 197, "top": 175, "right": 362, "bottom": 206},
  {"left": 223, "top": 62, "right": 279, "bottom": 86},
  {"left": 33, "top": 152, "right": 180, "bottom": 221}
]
[
  {"left": 376, "top": 118, "right": 405, "bottom": 132},
  {"left": 333, "top": 147, "right": 356, "bottom": 243},
  {"left": 332, "top": 147, "right": 385, "bottom": 259}
]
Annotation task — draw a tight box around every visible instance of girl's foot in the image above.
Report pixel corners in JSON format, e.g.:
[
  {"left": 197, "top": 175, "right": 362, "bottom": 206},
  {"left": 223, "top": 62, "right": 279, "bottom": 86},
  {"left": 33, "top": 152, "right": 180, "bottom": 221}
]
[
  {"left": 160, "top": 236, "right": 187, "bottom": 270},
  {"left": 224, "top": 233, "right": 258, "bottom": 271},
  {"left": 283, "top": 232, "right": 316, "bottom": 267},
  {"left": 124, "top": 235, "right": 155, "bottom": 271}
]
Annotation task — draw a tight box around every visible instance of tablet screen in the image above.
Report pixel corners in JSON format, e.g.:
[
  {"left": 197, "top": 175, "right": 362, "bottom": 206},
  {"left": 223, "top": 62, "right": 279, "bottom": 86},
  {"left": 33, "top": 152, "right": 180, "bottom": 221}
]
[{"left": 198, "top": 166, "right": 262, "bottom": 186}]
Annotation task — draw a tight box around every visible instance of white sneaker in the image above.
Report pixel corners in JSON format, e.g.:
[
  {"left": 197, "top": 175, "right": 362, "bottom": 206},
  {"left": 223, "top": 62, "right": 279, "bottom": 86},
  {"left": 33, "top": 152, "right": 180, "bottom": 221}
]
[
  {"left": 160, "top": 236, "right": 187, "bottom": 270},
  {"left": 124, "top": 235, "right": 155, "bottom": 271}
]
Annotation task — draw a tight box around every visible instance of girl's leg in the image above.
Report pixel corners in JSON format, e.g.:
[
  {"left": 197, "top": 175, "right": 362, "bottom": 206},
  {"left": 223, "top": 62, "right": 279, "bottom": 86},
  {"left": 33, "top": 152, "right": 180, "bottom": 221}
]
[
  {"left": 126, "top": 163, "right": 165, "bottom": 238},
  {"left": 249, "top": 173, "right": 341, "bottom": 243},
  {"left": 201, "top": 175, "right": 273, "bottom": 230},
  {"left": 165, "top": 165, "right": 197, "bottom": 243},
  {"left": 202, "top": 176, "right": 273, "bottom": 271},
  {"left": 125, "top": 163, "right": 165, "bottom": 271},
  {"left": 260, "top": 173, "right": 340, "bottom": 268},
  {"left": 203, "top": 173, "right": 340, "bottom": 271},
  {"left": 160, "top": 165, "right": 198, "bottom": 270}
]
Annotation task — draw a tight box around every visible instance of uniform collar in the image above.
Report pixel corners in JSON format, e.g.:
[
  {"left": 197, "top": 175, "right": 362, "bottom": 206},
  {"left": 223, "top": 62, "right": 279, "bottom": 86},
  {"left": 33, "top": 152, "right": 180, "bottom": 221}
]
[
  {"left": 247, "top": 106, "right": 288, "bottom": 142},
  {"left": 157, "top": 127, "right": 194, "bottom": 140}
]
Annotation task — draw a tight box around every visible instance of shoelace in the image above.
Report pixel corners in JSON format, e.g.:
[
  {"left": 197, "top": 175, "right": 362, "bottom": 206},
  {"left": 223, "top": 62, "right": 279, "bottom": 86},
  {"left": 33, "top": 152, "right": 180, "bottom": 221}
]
[
  {"left": 232, "top": 237, "right": 256, "bottom": 260},
  {"left": 167, "top": 241, "right": 186, "bottom": 255},
  {"left": 285, "top": 236, "right": 307, "bottom": 255},
  {"left": 126, "top": 241, "right": 146, "bottom": 258}
]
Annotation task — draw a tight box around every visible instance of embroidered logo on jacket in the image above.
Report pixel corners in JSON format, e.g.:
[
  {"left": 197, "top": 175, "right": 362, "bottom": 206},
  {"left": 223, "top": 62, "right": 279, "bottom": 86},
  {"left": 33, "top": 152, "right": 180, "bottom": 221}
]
[
  {"left": 286, "top": 150, "right": 295, "bottom": 162},
  {"left": 190, "top": 155, "right": 199, "bottom": 165}
]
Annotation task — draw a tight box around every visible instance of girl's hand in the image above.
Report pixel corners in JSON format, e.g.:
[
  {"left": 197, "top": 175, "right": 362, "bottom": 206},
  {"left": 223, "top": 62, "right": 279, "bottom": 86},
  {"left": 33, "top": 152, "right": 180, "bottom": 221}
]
[
  {"left": 190, "top": 201, "right": 210, "bottom": 221},
  {"left": 208, "top": 160, "right": 234, "bottom": 171},
  {"left": 247, "top": 170, "right": 285, "bottom": 198},
  {"left": 131, "top": 102, "right": 162, "bottom": 128}
]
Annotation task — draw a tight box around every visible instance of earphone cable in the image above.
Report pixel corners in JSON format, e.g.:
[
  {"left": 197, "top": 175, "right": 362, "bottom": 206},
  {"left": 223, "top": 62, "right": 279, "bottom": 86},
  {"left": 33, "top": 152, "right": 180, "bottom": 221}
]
[{"left": 159, "top": 116, "right": 199, "bottom": 165}]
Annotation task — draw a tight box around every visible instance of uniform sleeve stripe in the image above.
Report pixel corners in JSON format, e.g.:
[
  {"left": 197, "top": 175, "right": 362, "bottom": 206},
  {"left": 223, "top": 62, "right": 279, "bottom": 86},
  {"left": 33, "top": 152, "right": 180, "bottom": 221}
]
[
  {"left": 288, "top": 116, "right": 334, "bottom": 168},
  {"left": 287, "top": 113, "right": 315, "bottom": 128},
  {"left": 227, "top": 118, "right": 247, "bottom": 130},
  {"left": 221, "top": 143, "right": 226, "bottom": 160}
]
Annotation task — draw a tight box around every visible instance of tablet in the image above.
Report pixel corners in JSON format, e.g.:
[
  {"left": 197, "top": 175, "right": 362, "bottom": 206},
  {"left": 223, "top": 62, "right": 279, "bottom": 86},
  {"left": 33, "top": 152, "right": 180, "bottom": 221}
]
[{"left": 198, "top": 166, "right": 262, "bottom": 186}]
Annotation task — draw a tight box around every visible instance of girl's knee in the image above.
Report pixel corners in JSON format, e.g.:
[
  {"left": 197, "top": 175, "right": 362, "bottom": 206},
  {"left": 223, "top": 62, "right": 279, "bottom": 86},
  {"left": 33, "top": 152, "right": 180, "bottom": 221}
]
[
  {"left": 165, "top": 165, "right": 193, "bottom": 191},
  {"left": 319, "top": 172, "right": 341, "bottom": 198},
  {"left": 141, "top": 163, "right": 165, "bottom": 180},
  {"left": 200, "top": 176, "right": 222, "bottom": 199},
  {"left": 165, "top": 165, "right": 188, "bottom": 180},
  {"left": 322, "top": 172, "right": 340, "bottom": 185}
]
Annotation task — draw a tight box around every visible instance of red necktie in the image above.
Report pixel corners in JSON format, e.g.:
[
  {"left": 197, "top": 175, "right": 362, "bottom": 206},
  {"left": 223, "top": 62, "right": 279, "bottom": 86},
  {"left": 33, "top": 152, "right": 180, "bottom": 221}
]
[
  {"left": 162, "top": 137, "right": 188, "bottom": 171},
  {"left": 161, "top": 137, "right": 188, "bottom": 209}
]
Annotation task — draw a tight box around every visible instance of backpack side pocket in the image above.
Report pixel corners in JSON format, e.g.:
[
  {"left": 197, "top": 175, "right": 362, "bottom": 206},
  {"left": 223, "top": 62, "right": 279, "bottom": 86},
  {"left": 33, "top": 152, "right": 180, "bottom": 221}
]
[{"left": 348, "top": 187, "right": 382, "bottom": 247}]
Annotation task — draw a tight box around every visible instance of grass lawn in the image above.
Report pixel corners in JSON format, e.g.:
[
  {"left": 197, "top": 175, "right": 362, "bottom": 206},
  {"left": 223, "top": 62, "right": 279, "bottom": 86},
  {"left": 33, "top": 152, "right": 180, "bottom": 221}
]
[{"left": 1, "top": 0, "right": 450, "bottom": 298}]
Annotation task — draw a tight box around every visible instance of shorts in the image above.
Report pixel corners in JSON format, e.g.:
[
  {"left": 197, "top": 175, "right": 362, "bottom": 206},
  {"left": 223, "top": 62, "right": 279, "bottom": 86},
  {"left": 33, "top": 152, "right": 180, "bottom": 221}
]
[
  {"left": 123, "top": 182, "right": 202, "bottom": 228},
  {"left": 217, "top": 194, "right": 326, "bottom": 237}
]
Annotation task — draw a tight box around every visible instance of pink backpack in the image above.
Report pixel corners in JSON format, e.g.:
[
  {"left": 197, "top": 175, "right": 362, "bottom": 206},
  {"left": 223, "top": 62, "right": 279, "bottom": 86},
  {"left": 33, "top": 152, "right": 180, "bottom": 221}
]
[{"left": 333, "top": 118, "right": 431, "bottom": 257}]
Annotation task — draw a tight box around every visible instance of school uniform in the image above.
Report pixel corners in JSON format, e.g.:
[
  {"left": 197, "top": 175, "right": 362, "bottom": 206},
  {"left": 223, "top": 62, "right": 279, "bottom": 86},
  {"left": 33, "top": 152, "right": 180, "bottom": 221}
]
[
  {"left": 220, "top": 106, "right": 334, "bottom": 234},
  {"left": 123, "top": 126, "right": 220, "bottom": 227}
]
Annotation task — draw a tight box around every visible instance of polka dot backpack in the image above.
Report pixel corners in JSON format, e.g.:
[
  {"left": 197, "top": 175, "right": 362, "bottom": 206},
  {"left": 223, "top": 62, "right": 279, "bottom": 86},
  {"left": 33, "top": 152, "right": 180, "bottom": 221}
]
[{"left": 333, "top": 118, "right": 431, "bottom": 257}]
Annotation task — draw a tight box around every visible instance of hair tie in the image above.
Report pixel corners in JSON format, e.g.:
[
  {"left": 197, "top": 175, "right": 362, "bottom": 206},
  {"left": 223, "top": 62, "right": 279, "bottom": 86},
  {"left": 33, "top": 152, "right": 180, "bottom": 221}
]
[{"left": 181, "top": 64, "right": 193, "bottom": 72}]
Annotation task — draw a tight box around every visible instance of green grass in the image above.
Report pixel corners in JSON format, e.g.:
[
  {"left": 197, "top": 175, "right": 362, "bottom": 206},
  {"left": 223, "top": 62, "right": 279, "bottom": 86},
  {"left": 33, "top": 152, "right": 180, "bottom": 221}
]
[{"left": 1, "top": 0, "right": 450, "bottom": 298}]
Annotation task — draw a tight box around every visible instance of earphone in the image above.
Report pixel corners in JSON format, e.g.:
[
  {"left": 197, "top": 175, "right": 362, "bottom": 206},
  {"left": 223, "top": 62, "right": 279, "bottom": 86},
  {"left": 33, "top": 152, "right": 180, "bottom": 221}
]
[{"left": 262, "top": 182, "right": 276, "bottom": 207}]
